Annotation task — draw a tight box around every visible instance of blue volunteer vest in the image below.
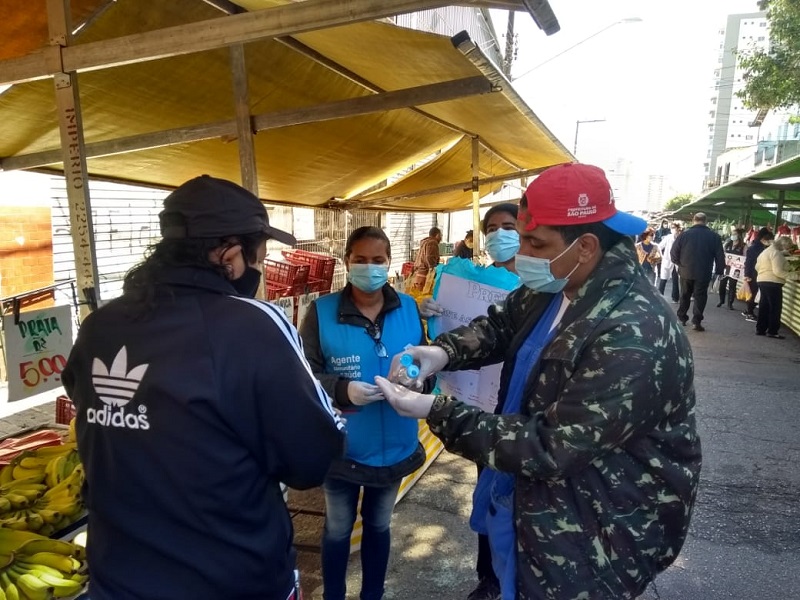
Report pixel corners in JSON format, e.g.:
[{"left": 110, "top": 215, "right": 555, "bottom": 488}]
[{"left": 316, "top": 291, "right": 422, "bottom": 467}]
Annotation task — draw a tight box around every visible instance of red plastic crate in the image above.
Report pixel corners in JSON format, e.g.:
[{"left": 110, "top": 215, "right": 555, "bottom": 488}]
[
  {"left": 281, "top": 250, "right": 336, "bottom": 283},
  {"left": 265, "top": 259, "right": 309, "bottom": 296},
  {"left": 266, "top": 284, "right": 294, "bottom": 300},
  {"left": 56, "top": 395, "right": 76, "bottom": 425},
  {"left": 401, "top": 262, "right": 415, "bottom": 277},
  {"left": 306, "top": 276, "right": 332, "bottom": 294}
]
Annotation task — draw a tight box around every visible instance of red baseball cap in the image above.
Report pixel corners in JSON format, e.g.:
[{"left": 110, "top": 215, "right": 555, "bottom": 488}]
[{"left": 520, "top": 163, "right": 646, "bottom": 235}]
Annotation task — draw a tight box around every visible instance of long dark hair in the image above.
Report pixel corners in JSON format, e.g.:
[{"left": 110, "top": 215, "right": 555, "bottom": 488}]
[{"left": 123, "top": 232, "right": 266, "bottom": 315}]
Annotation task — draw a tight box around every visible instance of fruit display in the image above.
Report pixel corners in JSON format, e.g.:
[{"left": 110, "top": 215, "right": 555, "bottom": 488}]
[
  {"left": 0, "top": 528, "right": 87, "bottom": 599},
  {"left": 0, "top": 445, "right": 84, "bottom": 537}
]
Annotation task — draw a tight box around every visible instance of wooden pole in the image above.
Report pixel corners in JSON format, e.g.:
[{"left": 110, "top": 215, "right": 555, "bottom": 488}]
[
  {"left": 471, "top": 136, "right": 481, "bottom": 261},
  {"left": 47, "top": 0, "right": 100, "bottom": 320}
]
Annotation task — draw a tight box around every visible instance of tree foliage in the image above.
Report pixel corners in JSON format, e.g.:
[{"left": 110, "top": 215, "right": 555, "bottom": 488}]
[
  {"left": 663, "top": 193, "right": 695, "bottom": 212},
  {"left": 737, "top": 0, "right": 800, "bottom": 110}
]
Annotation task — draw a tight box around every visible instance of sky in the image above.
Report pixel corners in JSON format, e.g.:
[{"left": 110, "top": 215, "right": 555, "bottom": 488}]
[{"left": 489, "top": 0, "right": 762, "bottom": 209}]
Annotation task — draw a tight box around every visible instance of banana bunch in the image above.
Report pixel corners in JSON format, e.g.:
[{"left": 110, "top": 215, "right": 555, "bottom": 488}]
[
  {"left": 0, "top": 446, "right": 84, "bottom": 536},
  {"left": 0, "top": 529, "right": 87, "bottom": 599}
]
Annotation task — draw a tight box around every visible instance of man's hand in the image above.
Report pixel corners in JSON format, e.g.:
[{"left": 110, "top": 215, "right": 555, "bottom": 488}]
[
  {"left": 374, "top": 376, "right": 435, "bottom": 418},
  {"left": 418, "top": 298, "right": 444, "bottom": 318},
  {"left": 387, "top": 345, "right": 449, "bottom": 390},
  {"left": 347, "top": 381, "right": 384, "bottom": 406}
]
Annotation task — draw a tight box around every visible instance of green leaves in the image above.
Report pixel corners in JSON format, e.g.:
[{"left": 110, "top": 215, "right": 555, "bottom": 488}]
[{"left": 737, "top": 0, "right": 800, "bottom": 110}]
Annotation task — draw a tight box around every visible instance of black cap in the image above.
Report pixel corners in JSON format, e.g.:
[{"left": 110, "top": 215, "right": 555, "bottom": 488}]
[{"left": 159, "top": 175, "right": 296, "bottom": 246}]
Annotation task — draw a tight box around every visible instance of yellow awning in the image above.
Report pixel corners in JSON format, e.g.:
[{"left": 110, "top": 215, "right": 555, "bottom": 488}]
[{"left": 0, "top": 0, "right": 572, "bottom": 211}]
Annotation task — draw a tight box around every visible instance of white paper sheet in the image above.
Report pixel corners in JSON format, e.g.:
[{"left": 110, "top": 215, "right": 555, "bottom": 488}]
[{"left": 432, "top": 272, "right": 512, "bottom": 412}]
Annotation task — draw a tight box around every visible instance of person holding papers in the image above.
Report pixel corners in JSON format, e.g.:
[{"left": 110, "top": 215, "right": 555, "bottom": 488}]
[
  {"left": 375, "top": 163, "right": 701, "bottom": 600},
  {"left": 298, "top": 226, "right": 427, "bottom": 600}
]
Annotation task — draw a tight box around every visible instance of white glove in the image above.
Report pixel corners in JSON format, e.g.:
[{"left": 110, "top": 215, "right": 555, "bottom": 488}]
[
  {"left": 418, "top": 298, "right": 444, "bottom": 318},
  {"left": 347, "top": 381, "right": 385, "bottom": 406},
  {"left": 387, "top": 345, "right": 449, "bottom": 390},
  {"left": 374, "top": 376, "right": 435, "bottom": 418}
]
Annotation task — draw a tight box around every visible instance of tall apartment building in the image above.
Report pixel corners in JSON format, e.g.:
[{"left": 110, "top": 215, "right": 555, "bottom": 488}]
[
  {"left": 646, "top": 175, "right": 668, "bottom": 213},
  {"left": 704, "top": 12, "right": 769, "bottom": 187}
]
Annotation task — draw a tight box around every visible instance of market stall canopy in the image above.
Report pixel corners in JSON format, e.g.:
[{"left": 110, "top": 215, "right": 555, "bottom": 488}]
[
  {"left": 672, "top": 155, "right": 800, "bottom": 225},
  {"left": 0, "top": 0, "right": 571, "bottom": 211}
]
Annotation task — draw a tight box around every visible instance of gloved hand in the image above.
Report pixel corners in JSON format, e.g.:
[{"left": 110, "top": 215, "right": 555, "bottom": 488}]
[
  {"left": 374, "top": 376, "right": 435, "bottom": 418},
  {"left": 347, "top": 381, "right": 385, "bottom": 406},
  {"left": 418, "top": 298, "right": 444, "bottom": 318},
  {"left": 387, "top": 345, "right": 449, "bottom": 390}
]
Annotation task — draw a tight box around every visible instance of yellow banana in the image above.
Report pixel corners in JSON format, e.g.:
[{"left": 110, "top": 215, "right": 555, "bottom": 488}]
[
  {"left": 18, "top": 458, "right": 51, "bottom": 471},
  {"left": 19, "top": 570, "right": 80, "bottom": 598},
  {"left": 16, "top": 554, "right": 73, "bottom": 575},
  {"left": 14, "top": 572, "right": 53, "bottom": 600},
  {"left": 15, "top": 539, "right": 75, "bottom": 558},
  {"left": 67, "top": 420, "right": 76, "bottom": 444},
  {"left": 0, "top": 498, "right": 11, "bottom": 513},
  {"left": 3, "top": 495, "right": 30, "bottom": 511},
  {"left": 0, "top": 529, "right": 46, "bottom": 550},
  {"left": 0, "top": 579, "right": 7, "bottom": 600},
  {"left": 0, "top": 466, "right": 14, "bottom": 486},
  {"left": 10, "top": 467, "right": 44, "bottom": 484},
  {"left": 28, "top": 445, "right": 76, "bottom": 458},
  {"left": 29, "top": 510, "right": 61, "bottom": 526},
  {"left": 0, "top": 572, "right": 20, "bottom": 600}
]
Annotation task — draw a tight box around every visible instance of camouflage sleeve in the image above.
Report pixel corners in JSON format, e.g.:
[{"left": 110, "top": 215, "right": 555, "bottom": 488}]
[
  {"left": 428, "top": 322, "right": 681, "bottom": 478},
  {"left": 432, "top": 287, "right": 551, "bottom": 372}
]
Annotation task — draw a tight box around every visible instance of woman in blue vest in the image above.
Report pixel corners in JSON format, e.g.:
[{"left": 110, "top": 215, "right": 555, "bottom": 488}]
[{"left": 299, "top": 226, "right": 427, "bottom": 600}]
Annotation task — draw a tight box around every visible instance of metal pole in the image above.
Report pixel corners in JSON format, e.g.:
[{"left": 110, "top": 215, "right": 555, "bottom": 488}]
[
  {"left": 775, "top": 190, "right": 785, "bottom": 231},
  {"left": 573, "top": 120, "right": 580, "bottom": 155}
]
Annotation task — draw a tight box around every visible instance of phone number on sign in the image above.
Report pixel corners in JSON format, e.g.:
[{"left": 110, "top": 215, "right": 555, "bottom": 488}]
[{"left": 19, "top": 355, "right": 68, "bottom": 388}]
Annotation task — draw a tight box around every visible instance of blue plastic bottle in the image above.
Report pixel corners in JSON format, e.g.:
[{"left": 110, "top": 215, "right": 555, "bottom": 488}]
[{"left": 397, "top": 352, "right": 420, "bottom": 388}]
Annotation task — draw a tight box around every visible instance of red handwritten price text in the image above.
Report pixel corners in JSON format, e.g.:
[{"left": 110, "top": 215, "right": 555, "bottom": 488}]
[{"left": 19, "top": 355, "right": 68, "bottom": 388}]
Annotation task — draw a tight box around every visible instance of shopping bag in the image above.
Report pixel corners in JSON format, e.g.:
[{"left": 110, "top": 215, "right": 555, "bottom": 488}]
[{"left": 737, "top": 283, "right": 751, "bottom": 302}]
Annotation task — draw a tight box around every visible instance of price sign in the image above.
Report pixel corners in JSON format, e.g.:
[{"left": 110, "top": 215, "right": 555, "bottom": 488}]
[
  {"left": 2, "top": 305, "right": 74, "bottom": 402},
  {"left": 296, "top": 292, "right": 320, "bottom": 328},
  {"left": 271, "top": 296, "right": 295, "bottom": 324}
]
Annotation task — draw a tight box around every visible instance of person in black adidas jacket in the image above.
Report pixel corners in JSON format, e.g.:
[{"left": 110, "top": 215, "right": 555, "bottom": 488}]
[{"left": 61, "top": 176, "right": 345, "bottom": 600}]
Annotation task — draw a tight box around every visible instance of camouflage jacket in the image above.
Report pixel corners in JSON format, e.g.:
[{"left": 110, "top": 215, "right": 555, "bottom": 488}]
[{"left": 429, "top": 237, "right": 702, "bottom": 600}]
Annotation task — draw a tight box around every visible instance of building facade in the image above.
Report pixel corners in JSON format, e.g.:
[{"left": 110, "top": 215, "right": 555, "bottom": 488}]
[{"left": 705, "top": 12, "right": 769, "bottom": 187}]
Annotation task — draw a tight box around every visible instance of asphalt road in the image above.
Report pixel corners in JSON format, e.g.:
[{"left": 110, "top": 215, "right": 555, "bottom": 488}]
[{"left": 327, "top": 291, "right": 800, "bottom": 599}]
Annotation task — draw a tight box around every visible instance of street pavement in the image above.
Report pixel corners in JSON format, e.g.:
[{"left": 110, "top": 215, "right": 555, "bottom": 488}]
[{"left": 3, "top": 286, "right": 799, "bottom": 599}]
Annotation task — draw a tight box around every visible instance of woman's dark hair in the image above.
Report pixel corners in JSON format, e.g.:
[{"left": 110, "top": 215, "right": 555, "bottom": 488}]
[
  {"left": 345, "top": 226, "right": 392, "bottom": 260},
  {"left": 123, "top": 232, "right": 267, "bottom": 314},
  {"left": 756, "top": 227, "right": 774, "bottom": 241},
  {"left": 481, "top": 203, "right": 519, "bottom": 234}
]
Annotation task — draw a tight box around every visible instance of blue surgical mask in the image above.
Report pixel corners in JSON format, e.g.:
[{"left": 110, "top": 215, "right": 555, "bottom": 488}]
[
  {"left": 515, "top": 239, "right": 580, "bottom": 293},
  {"left": 347, "top": 263, "right": 389, "bottom": 293},
  {"left": 485, "top": 229, "right": 520, "bottom": 263}
]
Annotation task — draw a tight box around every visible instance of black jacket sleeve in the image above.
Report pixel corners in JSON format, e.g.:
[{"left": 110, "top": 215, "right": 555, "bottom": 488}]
[
  {"left": 670, "top": 234, "right": 683, "bottom": 266},
  {"left": 246, "top": 305, "right": 345, "bottom": 489}
]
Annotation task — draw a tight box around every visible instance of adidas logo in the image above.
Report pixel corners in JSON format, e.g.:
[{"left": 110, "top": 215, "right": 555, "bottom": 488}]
[{"left": 88, "top": 346, "right": 150, "bottom": 430}]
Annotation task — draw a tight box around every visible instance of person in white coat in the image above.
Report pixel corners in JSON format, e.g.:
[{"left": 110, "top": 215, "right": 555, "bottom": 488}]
[{"left": 658, "top": 222, "right": 681, "bottom": 301}]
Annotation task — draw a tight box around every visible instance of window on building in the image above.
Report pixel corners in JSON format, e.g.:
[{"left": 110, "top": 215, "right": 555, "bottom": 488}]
[
  {"left": 746, "top": 135, "right": 753, "bottom": 140},
  {"left": 760, "top": 22, "right": 766, "bottom": 27},
  {"left": 709, "top": 111, "right": 715, "bottom": 119},
  {"left": 758, "top": 36, "right": 765, "bottom": 41}
]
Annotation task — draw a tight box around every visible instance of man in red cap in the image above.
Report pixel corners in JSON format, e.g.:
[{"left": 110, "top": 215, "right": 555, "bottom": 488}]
[{"left": 375, "top": 163, "right": 701, "bottom": 599}]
